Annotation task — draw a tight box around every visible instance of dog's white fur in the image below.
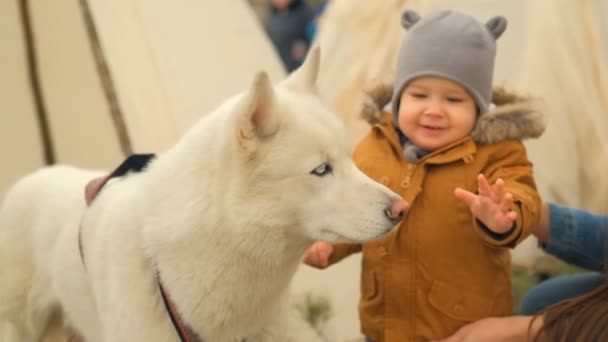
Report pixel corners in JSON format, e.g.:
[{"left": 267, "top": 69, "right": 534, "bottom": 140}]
[{"left": 0, "top": 48, "right": 402, "bottom": 342}]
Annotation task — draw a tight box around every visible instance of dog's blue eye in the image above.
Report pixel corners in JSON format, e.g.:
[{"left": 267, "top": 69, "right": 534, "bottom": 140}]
[{"left": 311, "top": 163, "right": 333, "bottom": 176}]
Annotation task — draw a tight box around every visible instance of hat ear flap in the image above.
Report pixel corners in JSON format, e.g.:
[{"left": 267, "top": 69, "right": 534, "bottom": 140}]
[
  {"left": 485, "top": 16, "right": 507, "bottom": 39},
  {"left": 401, "top": 10, "right": 421, "bottom": 30}
]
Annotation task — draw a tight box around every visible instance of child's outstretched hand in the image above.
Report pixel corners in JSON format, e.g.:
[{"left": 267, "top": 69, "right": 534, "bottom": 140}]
[
  {"left": 303, "top": 241, "right": 333, "bottom": 269},
  {"left": 454, "top": 174, "right": 517, "bottom": 234}
]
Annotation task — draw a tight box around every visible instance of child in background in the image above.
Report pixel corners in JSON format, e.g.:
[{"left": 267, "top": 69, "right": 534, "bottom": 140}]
[{"left": 304, "top": 9, "right": 545, "bottom": 341}]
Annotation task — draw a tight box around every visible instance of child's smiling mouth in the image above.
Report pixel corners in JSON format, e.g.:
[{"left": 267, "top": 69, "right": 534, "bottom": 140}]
[{"left": 420, "top": 124, "right": 446, "bottom": 134}]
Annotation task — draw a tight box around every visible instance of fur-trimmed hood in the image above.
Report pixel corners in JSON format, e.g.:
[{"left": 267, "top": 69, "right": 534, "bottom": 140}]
[{"left": 359, "top": 83, "right": 546, "bottom": 144}]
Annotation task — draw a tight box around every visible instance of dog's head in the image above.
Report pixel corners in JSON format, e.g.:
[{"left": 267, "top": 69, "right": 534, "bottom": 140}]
[{"left": 218, "top": 47, "right": 405, "bottom": 244}]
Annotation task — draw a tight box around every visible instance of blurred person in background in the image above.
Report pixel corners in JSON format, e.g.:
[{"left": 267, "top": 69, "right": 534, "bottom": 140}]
[
  {"left": 305, "top": 0, "right": 329, "bottom": 42},
  {"left": 265, "top": 0, "right": 314, "bottom": 72}
]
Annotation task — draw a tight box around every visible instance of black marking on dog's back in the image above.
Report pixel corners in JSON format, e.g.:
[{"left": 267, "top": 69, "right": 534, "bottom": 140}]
[
  {"left": 89, "top": 153, "right": 156, "bottom": 203},
  {"left": 107, "top": 153, "right": 156, "bottom": 180},
  {"left": 78, "top": 153, "right": 155, "bottom": 265}
]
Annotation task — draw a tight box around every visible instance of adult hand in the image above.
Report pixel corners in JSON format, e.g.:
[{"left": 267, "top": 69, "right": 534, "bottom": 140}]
[
  {"left": 533, "top": 202, "right": 550, "bottom": 244},
  {"left": 432, "top": 316, "right": 539, "bottom": 342},
  {"left": 302, "top": 241, "right": 334, "bottom": 269}
]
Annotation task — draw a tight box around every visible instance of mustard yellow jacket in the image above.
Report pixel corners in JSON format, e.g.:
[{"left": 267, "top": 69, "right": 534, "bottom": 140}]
[{"left": 330, "top": 86, "right": 545, "bottom": 341}]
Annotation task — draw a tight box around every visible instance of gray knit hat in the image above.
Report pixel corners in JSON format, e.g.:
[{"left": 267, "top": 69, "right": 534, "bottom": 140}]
[{"left": 392, "top": 10, "right": 507, "bottom": 119}]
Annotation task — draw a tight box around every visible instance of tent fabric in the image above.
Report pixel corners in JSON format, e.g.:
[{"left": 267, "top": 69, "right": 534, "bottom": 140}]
[{"left": 1, "top": 0, "right": 285, "bottom": 194}]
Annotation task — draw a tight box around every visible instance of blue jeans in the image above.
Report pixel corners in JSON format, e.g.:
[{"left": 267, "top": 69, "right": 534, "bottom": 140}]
[
  {"left": 518, "top": 203, "right": 608, "bottom": 314},
  {"left": 519, "top": 272, "right": 605, "bottom": 314}
]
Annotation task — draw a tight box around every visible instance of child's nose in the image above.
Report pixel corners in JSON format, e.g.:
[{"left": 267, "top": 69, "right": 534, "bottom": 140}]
[{"left": 423, "top": 102, "right": 444, "bottom": 116}]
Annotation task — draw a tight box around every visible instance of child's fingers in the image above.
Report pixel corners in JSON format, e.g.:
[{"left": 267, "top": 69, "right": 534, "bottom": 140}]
[
  {"left": 492, "top": 178, "right": 505, "bottom": 202},
  {"left": 507, "top": 210, "right": 518, "bottom": 222},
  {"left": 501, "top": 192, "right": 514, "bottom": 211},
  {"left": 316, "top": 242, "right": 332, "bottom": 266},
  {"left": 317, "top": 248, "right": 329, "bottom": 267},
  {"left": 454, "top": 188, "right": 477, "bottom": 208},
  {"left": 303, "top": 242, "right": 332, "bottom": 268},
  {"left": 477, "top": 174, "right": 492, "bottom": 197}
]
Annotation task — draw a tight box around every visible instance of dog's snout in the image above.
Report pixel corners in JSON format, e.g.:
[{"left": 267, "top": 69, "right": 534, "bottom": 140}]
[{"left": 385, "top": 199, "right": 408, "bottom": 224}]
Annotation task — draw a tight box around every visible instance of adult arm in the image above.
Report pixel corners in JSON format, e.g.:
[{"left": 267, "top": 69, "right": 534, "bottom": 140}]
[
  {"left": 433, "top": 315, "right": 543, "bottom": 342},
  {"left": 538, "top": 202, "right": 607, "bottom": 271}
]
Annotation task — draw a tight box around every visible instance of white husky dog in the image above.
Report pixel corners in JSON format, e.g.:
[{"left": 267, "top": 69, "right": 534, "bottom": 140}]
[{"left": 0, "top": 48, "right": 406, "bottom": 342}]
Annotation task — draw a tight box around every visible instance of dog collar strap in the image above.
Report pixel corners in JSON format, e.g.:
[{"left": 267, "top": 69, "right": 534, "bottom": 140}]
[{"left": 158, "top": 278, "right": 202, "bottom": 342}]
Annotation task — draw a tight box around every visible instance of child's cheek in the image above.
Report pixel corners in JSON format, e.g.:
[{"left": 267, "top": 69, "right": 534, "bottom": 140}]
[{"left": 397, "top": 108, "right": 412, "bottom": 133}]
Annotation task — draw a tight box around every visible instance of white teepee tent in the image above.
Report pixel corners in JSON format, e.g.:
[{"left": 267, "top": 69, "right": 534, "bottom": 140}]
[{"left": 0, "top": 0, "right": 285, "bottom": 195}]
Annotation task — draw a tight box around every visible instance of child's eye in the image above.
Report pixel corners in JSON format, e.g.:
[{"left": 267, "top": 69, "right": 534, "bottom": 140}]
[
  {"left": 410, "top": 93, "right": 427, "bottom": 99},
  {"left": 447, "top": 97, "right": 464, "bottom": 103}
]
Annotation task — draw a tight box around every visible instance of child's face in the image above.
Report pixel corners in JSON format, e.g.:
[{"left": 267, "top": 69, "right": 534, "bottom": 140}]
[{"left": 397, "top": 76, "right": 477, "bottom": 151}]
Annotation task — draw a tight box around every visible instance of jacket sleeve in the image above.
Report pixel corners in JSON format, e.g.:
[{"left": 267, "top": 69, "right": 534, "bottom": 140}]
[
  {"left": 541, "top": 202, "right": 608, "bottom": 270},
  {"left": 474, "top": 140, "right": 541, "bottom": 248},
  {"left": 327, "top": 243, "right": 362, "bottom": 265}
]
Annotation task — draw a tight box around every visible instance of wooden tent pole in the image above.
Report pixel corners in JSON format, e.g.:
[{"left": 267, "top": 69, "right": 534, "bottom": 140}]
[
  {"left": 18, "top": 0, "right": 55, "bottom": 164},
  {"left": 79, "top": 0, "right": 133, "bottom": 156}
]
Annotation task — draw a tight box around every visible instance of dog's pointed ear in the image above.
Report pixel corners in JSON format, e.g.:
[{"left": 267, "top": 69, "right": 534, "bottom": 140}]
[
  {"left": 281, "top": 45, "right": 320, "bottom": 92},
  {"left": 237, "top": 71, "right": 280, "bottom": 143}
]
